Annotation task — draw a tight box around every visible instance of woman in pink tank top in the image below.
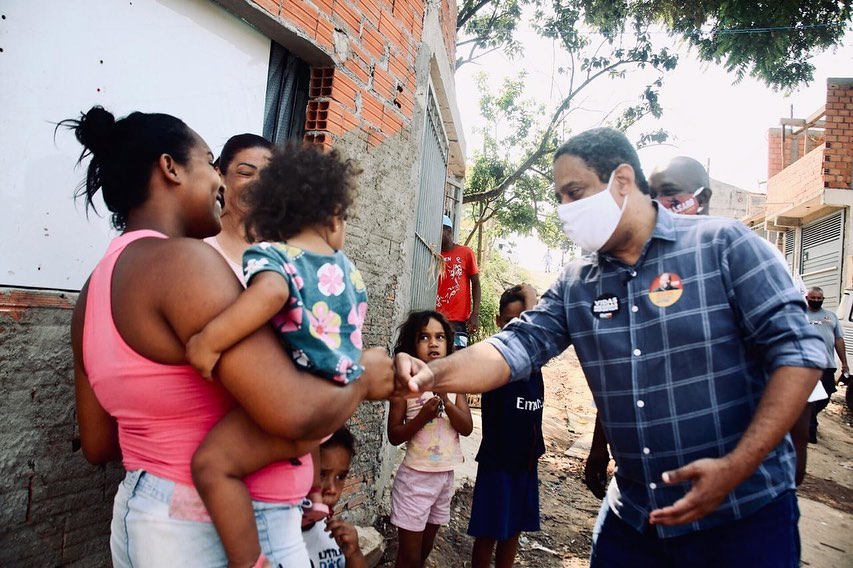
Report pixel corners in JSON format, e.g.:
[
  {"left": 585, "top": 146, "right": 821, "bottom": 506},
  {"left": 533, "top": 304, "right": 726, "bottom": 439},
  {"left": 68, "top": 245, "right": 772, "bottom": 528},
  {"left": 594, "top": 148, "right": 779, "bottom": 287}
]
[{"left": 65, "top": 107, "right": 394, "bottom": 567}]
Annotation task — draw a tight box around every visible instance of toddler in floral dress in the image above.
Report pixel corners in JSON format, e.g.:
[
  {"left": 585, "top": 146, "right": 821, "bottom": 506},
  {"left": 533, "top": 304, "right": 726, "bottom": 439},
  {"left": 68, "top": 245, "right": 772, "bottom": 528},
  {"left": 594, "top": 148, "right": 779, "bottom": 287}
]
[{"left": 186, "top": 142, "right": 366, "bottom": 568}]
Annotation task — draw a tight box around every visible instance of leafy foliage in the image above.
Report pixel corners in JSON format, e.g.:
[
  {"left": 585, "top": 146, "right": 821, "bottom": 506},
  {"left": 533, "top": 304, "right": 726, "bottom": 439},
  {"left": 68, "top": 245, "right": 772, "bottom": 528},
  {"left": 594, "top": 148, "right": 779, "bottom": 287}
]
[
  {"left": 456, "top": 0, "right": 528, "bottom": 68},
  {"left": 469, "top": 245, "right": 530, "bottom": 342},
  {"left": 582, "top": 0, "right": 852, "bottom": 90},
  {"left": 461, "top": 74, "right": 559, "bottom": 253},
  {"left": 459, "top": 5, "right": 677, "bottom": 259},
  {"left": 457, "top": 0, "right": 853, "bottom": 90}
]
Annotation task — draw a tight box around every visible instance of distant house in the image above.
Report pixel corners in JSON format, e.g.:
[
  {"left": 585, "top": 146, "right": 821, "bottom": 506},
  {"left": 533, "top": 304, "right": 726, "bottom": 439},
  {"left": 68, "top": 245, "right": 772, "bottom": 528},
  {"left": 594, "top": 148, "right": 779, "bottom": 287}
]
[
  {"left": 0, "top": 1, "right": 465, "bottom": 564},
  {"left": 744, "top": 78, "right": 853, "bottom": 309},
  {"left": 707, "top": 178, "right": 766, "bottom": 220}
]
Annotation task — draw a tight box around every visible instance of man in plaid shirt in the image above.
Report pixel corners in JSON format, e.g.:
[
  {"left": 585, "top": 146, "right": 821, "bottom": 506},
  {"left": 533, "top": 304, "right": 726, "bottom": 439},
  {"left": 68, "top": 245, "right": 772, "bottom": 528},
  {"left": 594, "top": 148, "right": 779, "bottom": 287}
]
[{"left": 395, "top": 127, "right": 825, "bottom": 567}]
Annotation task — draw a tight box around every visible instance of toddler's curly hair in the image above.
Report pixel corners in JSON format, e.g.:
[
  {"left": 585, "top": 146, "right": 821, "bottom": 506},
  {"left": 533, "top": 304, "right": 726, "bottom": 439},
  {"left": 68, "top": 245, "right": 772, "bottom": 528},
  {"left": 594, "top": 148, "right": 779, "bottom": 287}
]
[{"left": 243, "top": 142, "right": 361, "bottom": 242}]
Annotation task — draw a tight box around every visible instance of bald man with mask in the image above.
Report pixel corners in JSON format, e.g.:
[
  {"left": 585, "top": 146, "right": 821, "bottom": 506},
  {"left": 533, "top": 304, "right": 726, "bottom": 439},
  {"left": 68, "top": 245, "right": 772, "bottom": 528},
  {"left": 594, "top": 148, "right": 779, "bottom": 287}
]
[{"left": 650, "top": 156, "right": 713, "bottom": 215}]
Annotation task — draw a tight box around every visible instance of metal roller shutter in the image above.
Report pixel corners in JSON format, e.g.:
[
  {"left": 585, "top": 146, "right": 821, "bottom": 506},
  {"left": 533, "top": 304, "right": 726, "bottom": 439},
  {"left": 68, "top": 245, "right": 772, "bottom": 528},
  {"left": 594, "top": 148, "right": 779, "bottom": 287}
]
[{"left": 800, "top": 211, "right": 844, "bottom": 309}]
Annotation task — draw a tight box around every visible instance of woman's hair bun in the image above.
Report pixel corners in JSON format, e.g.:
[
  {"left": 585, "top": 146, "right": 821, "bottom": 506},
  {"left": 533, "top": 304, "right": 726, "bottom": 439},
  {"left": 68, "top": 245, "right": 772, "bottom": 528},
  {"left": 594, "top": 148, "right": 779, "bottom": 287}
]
[{"left": 75, "top": 106, "right": 116, "bottom": 156}]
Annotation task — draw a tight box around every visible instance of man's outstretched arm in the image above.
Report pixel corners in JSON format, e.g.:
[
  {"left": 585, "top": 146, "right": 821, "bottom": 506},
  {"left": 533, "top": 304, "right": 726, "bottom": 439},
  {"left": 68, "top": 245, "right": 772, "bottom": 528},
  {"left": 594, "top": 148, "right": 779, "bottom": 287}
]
[{"left": 395, "top": 341, "right": 511, "bottom": 396}]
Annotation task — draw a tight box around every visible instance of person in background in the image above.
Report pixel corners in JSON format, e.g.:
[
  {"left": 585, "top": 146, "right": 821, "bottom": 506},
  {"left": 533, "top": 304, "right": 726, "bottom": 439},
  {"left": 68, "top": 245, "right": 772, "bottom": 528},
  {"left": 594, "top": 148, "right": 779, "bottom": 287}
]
[
  {"left": 388, "top": 310, "right": 473, "bottom": 568},
  {"left": 805, "top": 286, "right": 849, "bottom": 443},
  {"left": 648, "top": 156, "right": 712, "bottom": 215},
  {"left": 302, "top": 427, "right": 367, "bottom": 568},
  {"left": 395, "top": 128, "right": 824, "bottom": 567},
  {"left": 436, "top": 214, "right": 481, "bottom": 348},
  {"left": 469, "top": 284, "right": 544, "bottom": 568},
  {"left": 205, "top": 133, "right": 273, "bottom": 282}
]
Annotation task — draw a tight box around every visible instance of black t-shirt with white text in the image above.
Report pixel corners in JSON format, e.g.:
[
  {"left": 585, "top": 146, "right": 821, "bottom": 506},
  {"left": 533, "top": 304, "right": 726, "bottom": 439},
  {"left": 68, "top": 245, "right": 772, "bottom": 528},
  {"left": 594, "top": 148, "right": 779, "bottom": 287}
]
[{"left": 476, "top": 370, "right": 545, "bottom": 471}]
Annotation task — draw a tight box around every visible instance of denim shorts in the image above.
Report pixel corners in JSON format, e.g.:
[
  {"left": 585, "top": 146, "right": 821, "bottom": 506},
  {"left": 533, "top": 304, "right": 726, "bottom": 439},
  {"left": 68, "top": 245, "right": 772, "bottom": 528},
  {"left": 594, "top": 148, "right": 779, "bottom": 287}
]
[{"left": 111, "top": 470, "right": 309, "bottom": 567}]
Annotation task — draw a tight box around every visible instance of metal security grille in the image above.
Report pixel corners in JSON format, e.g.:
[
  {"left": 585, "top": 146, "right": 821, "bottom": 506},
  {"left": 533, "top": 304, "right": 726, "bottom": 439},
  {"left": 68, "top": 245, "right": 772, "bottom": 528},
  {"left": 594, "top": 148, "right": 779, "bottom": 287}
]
[
  {"left": 784, "top": 229, "right": 795, "bottom": 273},
  {"left": 800, "top": 211, "right": 844, "bottom": 309},
  {"left": 445, "top": 177, "right": 463, "bottom": 237},
  {"left": 410, "top": 90, "right": 449, "bottom": 310}
]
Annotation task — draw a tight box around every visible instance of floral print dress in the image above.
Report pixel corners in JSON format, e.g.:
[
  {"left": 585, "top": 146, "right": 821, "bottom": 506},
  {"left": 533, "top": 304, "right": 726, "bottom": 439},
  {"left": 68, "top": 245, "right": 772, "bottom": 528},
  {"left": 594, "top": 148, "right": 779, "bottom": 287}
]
[{"left": 243, "top": 242, "right": 368, "bottom": 384}]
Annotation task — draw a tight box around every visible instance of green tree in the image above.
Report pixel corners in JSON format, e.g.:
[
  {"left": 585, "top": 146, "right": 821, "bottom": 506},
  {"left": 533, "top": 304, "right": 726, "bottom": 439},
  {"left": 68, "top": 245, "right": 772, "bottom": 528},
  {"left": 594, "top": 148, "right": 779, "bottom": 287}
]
[
  {"left": 580, "top": 0, "right": 852, "bottom": 91},
  {"left": 456, "top": 0, "right": 529, "bottom": 69},
  {"left": 460, "top": 7, "right": 677, "bottom": 260},
  {"left": 457, "top": 0, "right": 853, "bottom": 90},
  {"left": 460, "top": 73, "right": 559, "bottom": 259}
]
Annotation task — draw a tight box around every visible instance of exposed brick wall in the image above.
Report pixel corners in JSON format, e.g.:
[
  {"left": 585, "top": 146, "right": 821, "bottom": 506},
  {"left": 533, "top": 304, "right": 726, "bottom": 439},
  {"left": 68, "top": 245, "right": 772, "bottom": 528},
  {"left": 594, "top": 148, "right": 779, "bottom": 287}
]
[
  {"left": 765, "top": 79, "right": 853, "bottom": 215},
  {"left": 766, "top": 144, "right": 826, "bottom": 216},
  {"left": 767, "top": 128, "right": 785, "bottom": 179},
  {"left": 250, "top": 0, "right": 426, "bottom": 149},
  {"left": 767, "top": 127, "right": 825, "bottom": 179},
  {"left": 439, "top": 0, "right": 457, "bottom": 66},
  {"left": 823, "top": 80, "right": 853, "bottom": 189}
]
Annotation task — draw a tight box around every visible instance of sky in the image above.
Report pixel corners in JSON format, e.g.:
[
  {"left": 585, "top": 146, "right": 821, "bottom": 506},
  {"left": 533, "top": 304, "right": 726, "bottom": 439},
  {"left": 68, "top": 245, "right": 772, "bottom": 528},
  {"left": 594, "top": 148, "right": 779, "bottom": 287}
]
[{"left": 453, "top": 23, "right": 853, "bottom": 272}]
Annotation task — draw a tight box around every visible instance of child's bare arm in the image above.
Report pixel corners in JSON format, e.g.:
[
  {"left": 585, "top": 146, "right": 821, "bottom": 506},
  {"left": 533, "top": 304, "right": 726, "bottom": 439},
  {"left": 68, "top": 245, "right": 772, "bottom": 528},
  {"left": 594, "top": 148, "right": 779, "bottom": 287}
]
[
  {"left": 187, "top": 272, "right": 290, "bottom": 377},
  {"left": 386, "top": 397, "right": 441, "bottom": 445},
  {"left": 191, "top": 407, "right": 319, "bottom": 566},
  {"left": 439, "top": 393, "right": 474, "bottom": 436}
]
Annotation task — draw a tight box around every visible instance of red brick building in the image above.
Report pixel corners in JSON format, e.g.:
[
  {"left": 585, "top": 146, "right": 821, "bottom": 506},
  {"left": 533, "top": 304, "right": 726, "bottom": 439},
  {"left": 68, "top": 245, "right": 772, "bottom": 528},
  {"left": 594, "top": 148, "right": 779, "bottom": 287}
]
[
  {"left": 0, "top": 1, "right": 465, "bottom": 564},
  {"left": 745, "top": 78, "right": 853, "bottom": 309}
]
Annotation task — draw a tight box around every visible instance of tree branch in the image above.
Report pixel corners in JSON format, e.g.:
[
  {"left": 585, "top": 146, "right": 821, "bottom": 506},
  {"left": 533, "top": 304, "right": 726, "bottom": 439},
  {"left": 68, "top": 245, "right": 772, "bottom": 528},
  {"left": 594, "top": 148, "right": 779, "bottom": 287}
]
[
  {"left": 464, "top": 57, "right": 646, "bottom": 204},
  {"left": 457, "top": 0, "right": 494, "bottom": 30}
]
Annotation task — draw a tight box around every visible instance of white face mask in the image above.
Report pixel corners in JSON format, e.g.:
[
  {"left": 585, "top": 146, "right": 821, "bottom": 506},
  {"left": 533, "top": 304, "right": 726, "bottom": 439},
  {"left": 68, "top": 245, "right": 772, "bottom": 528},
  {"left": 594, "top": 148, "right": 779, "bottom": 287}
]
[{"left": 556, "top": 171, "right": 627, "bottom": 252}]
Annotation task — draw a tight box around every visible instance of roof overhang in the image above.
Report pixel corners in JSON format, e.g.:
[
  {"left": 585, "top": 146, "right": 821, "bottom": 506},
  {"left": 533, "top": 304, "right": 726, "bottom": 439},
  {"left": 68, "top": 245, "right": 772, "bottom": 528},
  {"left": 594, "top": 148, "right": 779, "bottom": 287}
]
[{"left": 765, "top": 189, "right": 853, "bottom": 230}]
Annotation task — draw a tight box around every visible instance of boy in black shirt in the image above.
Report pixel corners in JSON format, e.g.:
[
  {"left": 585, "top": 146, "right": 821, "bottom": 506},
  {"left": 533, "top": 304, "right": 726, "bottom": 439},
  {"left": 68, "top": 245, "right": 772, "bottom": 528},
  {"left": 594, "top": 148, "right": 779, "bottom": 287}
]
[{"left": 468, "top": 284, "right": 545, "bottom": 568}]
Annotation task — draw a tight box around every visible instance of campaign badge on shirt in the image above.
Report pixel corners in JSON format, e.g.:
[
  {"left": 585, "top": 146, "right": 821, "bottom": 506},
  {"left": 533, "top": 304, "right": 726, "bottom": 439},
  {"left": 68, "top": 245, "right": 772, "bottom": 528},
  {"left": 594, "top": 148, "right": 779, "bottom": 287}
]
[
  {"left": 592, "top": 293, "right": 621, "bottom": 319},
  {"left": 649, "top": 272, "right": 683, "bottom": 307}
]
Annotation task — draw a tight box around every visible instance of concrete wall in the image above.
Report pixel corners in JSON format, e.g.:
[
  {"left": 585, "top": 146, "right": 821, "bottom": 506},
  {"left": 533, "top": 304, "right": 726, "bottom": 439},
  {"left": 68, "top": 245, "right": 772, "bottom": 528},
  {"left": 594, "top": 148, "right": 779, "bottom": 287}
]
[
  {"left": 251, "top": 0, "right": 463, "bottom": 523},
  {"left": 707, "top": 178, "right": 766, "bottom": 220},
  {"left": 0, "top": 290, "right": 124, "bottom": 566}
]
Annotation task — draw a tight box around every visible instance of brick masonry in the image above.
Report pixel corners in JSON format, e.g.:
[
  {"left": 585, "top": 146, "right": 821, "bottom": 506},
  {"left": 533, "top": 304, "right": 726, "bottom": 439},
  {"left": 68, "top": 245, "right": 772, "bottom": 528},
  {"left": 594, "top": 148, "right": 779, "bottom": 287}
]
[
  {"left": 823, "top": 81, "right": 853, "bottom": 190},
  {"left": 1, "top": 0, "right": 460, "bottom": 562},
  {"left": 766, "top": 79, "right": 853, "bottom": 214}
]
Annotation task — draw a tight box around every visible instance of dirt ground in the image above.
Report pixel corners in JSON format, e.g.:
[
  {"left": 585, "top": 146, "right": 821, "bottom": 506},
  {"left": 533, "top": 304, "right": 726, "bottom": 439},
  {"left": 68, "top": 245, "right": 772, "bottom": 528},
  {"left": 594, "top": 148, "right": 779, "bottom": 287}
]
[{"left": 374, "top": 346, "right": 853, "bottom": 567}]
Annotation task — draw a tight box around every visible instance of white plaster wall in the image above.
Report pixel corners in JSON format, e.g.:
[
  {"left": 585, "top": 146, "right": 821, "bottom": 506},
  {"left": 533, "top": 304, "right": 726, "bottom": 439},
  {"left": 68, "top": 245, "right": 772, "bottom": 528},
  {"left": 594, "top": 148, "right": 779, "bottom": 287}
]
[{"left": 0, "top": 0, "right": 270, "bottom": 289}]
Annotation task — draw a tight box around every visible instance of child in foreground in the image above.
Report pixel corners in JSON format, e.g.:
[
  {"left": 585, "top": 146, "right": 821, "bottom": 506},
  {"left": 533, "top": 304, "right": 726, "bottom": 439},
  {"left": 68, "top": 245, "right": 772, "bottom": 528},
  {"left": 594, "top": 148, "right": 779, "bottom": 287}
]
[
  {"left": 468, "top": 284, "right": 544, "bottom": 568},
  {"left": 187, "top": 142, "right": 368, "bottom": 567},
  {"left": 302, "top": 426, "right": 367, "bottom": 567},
  {"left": 387, "top": 310, "right": 473, "bottom": 568}
]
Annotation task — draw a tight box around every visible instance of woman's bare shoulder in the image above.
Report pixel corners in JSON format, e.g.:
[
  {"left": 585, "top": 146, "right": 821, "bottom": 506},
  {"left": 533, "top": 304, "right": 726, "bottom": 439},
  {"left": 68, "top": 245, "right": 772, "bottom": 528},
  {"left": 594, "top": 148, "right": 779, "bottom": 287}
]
[{"left": 127, "top": 236, "right": 243, "bottom": 338}]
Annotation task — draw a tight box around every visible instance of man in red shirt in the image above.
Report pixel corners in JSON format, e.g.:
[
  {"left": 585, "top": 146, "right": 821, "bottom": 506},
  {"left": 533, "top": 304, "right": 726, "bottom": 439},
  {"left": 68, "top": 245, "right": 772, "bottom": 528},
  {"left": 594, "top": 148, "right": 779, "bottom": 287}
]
[{"left": 436, "top": 215, "right": 481, "bottom": 347}]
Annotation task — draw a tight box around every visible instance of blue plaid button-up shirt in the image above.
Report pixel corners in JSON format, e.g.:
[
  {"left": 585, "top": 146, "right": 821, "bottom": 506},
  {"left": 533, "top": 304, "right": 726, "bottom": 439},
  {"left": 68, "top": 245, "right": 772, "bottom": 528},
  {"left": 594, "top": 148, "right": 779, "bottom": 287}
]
[{"left": 487, "top": 206, "right": 825, "bottom": 538}]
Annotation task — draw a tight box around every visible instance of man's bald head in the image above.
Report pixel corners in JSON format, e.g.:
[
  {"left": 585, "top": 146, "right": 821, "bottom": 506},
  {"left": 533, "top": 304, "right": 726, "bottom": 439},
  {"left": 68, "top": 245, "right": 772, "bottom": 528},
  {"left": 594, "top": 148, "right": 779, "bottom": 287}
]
[{"left": 649, "top": 156, "right": 712, "bottom": 214}]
